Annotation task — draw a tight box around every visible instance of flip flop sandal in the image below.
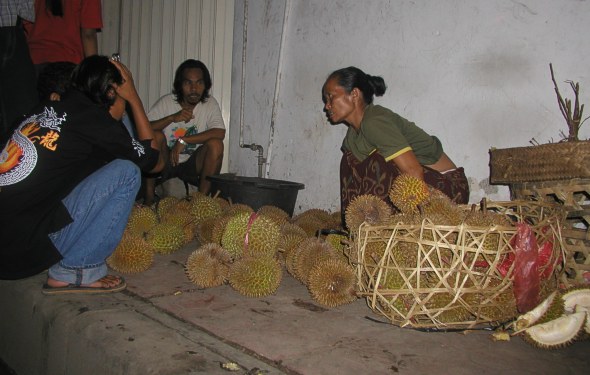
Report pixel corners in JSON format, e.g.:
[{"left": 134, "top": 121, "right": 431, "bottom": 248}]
[{"left": 42, "top": 276, "right": 126, "bottom": 295}]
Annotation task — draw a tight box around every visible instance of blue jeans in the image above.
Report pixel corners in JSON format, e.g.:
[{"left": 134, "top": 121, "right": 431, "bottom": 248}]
[{"left": 47, "top": 160, "right": 140, "bottom": 285}]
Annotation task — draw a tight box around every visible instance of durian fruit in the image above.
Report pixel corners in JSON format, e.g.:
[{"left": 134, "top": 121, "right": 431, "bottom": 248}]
[
  {"left": 215, "top": 197, "right": 230, "bottom": 213},
  {"left": 463, "top": 210, "right": 513, "bottom": 264},
  {"left": 280, "top": 222, "right": 308, "bottom": 238},
  {"left": 292, "top": 237, "right": 338, "bottom": 284},
  {"left": 292, "top": 208, "right": 333, "bottom": 224},
  {"left": 160, "top": 209, "right": 195, "bottom": 244},
  {"left": 190, "top": 194, "right": 223, "bottom": 225},
  {"left": 195, "top": 216, "right": 217, "bottom": 244},
  {"left": 423, "top": 293, "right": 473, "bottom": 324},
  {"left": 277, "top": 232, "right": 306, "bottom": 254},
  {"left": 257, "top": 205, "right": 290, "bottom": 226},
  {"left": 378, "top": 268, "right": 406, "bottom": 290},
  {"left": 210, "top": 215, "right": 232, "bottom": 245},
  {"left": 220, "top": 212, "right": 281, "bottom": 259},
  {"left": 225, "top": 203, "right": 254, "bottom": 215},
  {"left": 291, "top": 214, "right": 326, "bottom": 237},
  {"left": 127, "top": 205, "right": 158, "bottom": 236},
  {"left": 523, "top": 311, "right": 586, "bottom": 349},
  {"left": 107, "top": 232, "right": 154, "bottom": 273},
  {"left": 228, "top": 256, "right": 283, "bottom": 297},
  {"left": 220, "top": 212, "right": 250, "bottom": 258},
  {"left": 390, "top": 242, "right": 419, "bottom": 269},
  {"left": 292, "top": 208, "right": 339, "bottom": 235},
  {"left": 307, "top": 258, "right": 357, "bottom": 308},
  {"left": 325, "top": 233, "right": 348, "bottom": 256},
  {"left": 156, "top": 196, "right": 180, "bottom": 217},
  {"left": 465, "top": 279, "right": 518, "bottom": 323},
  {"left": 360, "top": 241, "right": 388, "bottom": 266},
  {"left": 388, "top": 174, "right": 430, "bottom": 214},
  {"left": 345, "top": 194, "right": 392, "bottom": 233},
  {"left": 284, "top": 238, "right": 303, "bottom": 278},
  {"left": 277, "top": 233, "right": 306, "bottom": 268},
  {"left": 188, "top": 190, "right": 205, "bottom": 201},
  {"left": 174, "top": 198, "right": 192, "bottom": 214},
  {"left": 514, "top": 291, "right": 564, "bottom": 331},
  {"left": 378, "top": 294, "right": 411, "bottom": 319},
  {"left": 421, "top": 188, "right": 465, "bottom": 225},
  {"left": 146, "top": 222, "right": 185, "bottom": 254},
  {"left": 185, "top": 243, "right": 232, "bottom": 288}
]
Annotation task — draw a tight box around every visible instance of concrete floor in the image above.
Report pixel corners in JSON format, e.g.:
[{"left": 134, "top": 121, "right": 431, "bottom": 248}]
[{"left": 1, "top": 240, "right": 589, "bottom": 375}]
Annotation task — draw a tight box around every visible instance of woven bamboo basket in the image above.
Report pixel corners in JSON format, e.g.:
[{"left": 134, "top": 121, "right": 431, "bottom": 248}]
[
  {"left": 511, "top": 179, "right": 590, "bottom": 286},
  {"left": 354, "top": 200, "right": 566, "bottom": 330},
  {"left": 489, "top": 141, "right": 590, "bottom": 184}
]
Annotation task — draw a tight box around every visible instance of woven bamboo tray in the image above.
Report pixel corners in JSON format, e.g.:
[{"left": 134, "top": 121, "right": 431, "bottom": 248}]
[
  {"left": 511, "top": 179, "right": 590, "bottom": 286},
  {"left": 489, "top": 141, "right": 590, "bottom": 184},
  {"left": 354, "top": 200, "right": 566, "bottom": 329}
]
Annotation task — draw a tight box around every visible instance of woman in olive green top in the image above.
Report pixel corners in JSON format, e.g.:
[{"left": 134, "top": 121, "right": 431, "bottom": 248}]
[{"left": 322, "top": 66, "right": 469, "bottom": 222}]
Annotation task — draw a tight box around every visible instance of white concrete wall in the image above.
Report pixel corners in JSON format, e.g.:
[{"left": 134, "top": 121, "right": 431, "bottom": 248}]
[{"left": 230, "top": 0, "right": 590, "bottom": 215}]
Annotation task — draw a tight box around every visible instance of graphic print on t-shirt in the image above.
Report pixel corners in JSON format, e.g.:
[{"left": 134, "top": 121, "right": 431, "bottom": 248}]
[{"left": 0, "top": 107, "right": 67, "bottom": 186}]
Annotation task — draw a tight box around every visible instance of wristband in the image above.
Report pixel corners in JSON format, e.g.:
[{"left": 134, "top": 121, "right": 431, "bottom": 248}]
[{"left": 177, "top": 138, "right": 187, "bottom": 146}]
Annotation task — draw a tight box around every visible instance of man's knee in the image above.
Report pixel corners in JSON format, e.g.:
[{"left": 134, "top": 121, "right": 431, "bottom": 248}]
[
  {"left": 111, "top": 159, "right": 141, "bottom": 187},
  {"left": 204, "top": 138, "right": 224, "bottom": 158},
  {"left": 153, "top": 130, "right": 166, "bottom": 144}
]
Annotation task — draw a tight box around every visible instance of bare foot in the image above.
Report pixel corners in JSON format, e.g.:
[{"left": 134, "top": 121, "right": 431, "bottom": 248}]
[{"left": 46, "top": 274, "right": 124, "bottom": 288}]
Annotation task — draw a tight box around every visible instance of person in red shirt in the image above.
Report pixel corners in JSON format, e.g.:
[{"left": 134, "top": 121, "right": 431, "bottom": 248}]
[{"left": 23, "top": 0, "right": 102, "bottom": 71}]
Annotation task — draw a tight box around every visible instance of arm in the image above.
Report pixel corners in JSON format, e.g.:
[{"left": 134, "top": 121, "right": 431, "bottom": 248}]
[
  {"left": 81, "top": 28, "right": 98, "bottom": 57},
  {"left": 150, "top": 107, "right": 194, "bottom": 131},
  {"left": 181, "top": 127, "right": 226, "bottom": 144},
  {"left": 110, "top": 60, "right": 163, "bottom": 172},
  {"left": 391, "top": 150, "right": 424, "bottom": 180},
  {"left": 170, "top": 128, "right": 226, "bottom": 166}
]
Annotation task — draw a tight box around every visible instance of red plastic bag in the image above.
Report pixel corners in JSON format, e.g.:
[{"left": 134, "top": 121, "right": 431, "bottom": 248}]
[{"left": 512, "top": 222, "right": 540, "bottom": 313}]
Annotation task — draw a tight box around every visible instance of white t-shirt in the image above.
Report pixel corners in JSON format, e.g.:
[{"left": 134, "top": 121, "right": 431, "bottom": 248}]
[{"left": 147, "top": 93, "right": 225, "bottom": 153}]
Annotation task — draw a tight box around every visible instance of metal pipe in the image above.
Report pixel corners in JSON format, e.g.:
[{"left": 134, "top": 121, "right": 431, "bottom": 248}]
[
  {"left": 237, "top": 0, "right": 266, "bottom": 178},
  {"left": 265, "top": 0, "right": 290, "bottom": 178},
  {"left": 238, "top": 0, "right": 248, "bottom": 148}
]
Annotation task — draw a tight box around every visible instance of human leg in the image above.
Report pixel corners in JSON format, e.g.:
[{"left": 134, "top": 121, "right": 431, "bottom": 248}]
[
  {"left": 143, "top": 132, "right": 170, "bottom": 205},
  {"left": 179, "top": 138, "right": 224, "bottom": 195},
  {"left": 47, "top": 159, "right": 140, "bottom": 287}
]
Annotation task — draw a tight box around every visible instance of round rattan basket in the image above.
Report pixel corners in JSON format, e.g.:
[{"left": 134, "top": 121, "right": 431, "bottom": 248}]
[{"left": 353, "top": 200, "right": 566, "bottom": 330}]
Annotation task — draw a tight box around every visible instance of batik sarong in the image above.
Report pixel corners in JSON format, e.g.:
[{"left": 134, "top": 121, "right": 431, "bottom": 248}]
[{"left": 340, "top": 151, "right": 469, "bottom": 219}]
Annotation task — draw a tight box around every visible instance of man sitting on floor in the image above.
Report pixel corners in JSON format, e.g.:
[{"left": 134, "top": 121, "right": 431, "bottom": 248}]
[{"left": 143, "top": 59, "right": 225, "bottom": 205}]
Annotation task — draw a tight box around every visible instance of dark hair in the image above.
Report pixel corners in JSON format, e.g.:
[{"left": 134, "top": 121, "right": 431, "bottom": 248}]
[
  {"left": 172, "top": 59, "right": 212, "bottom": 103},
  {"left": 326, "top": 66, "right": 386, "bottom": 104},
  {"left": 70, "top": 55, "right": 123, "bottom": 107},
  {"left": 45, "top": 0, "right": 63, "bottom": 17},
  {"left": 37, "top": 61, "right": 76, "bottom": 100}
]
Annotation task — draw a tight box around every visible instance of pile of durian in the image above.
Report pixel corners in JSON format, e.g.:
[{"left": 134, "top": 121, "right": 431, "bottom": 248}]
[
  {"left": 107, "top": 191, "right": 359, "bottom": 308},
  {"left": 511, "top": 287, "right": 590, "bottom": 349},
  {"left": 345, "top": 173, "right": 513, "bottom": 235}
]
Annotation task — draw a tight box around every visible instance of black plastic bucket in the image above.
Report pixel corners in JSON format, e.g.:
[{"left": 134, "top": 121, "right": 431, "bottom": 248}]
[{"left": 207, "top": 174, "right": 305, "bottom": 216}]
